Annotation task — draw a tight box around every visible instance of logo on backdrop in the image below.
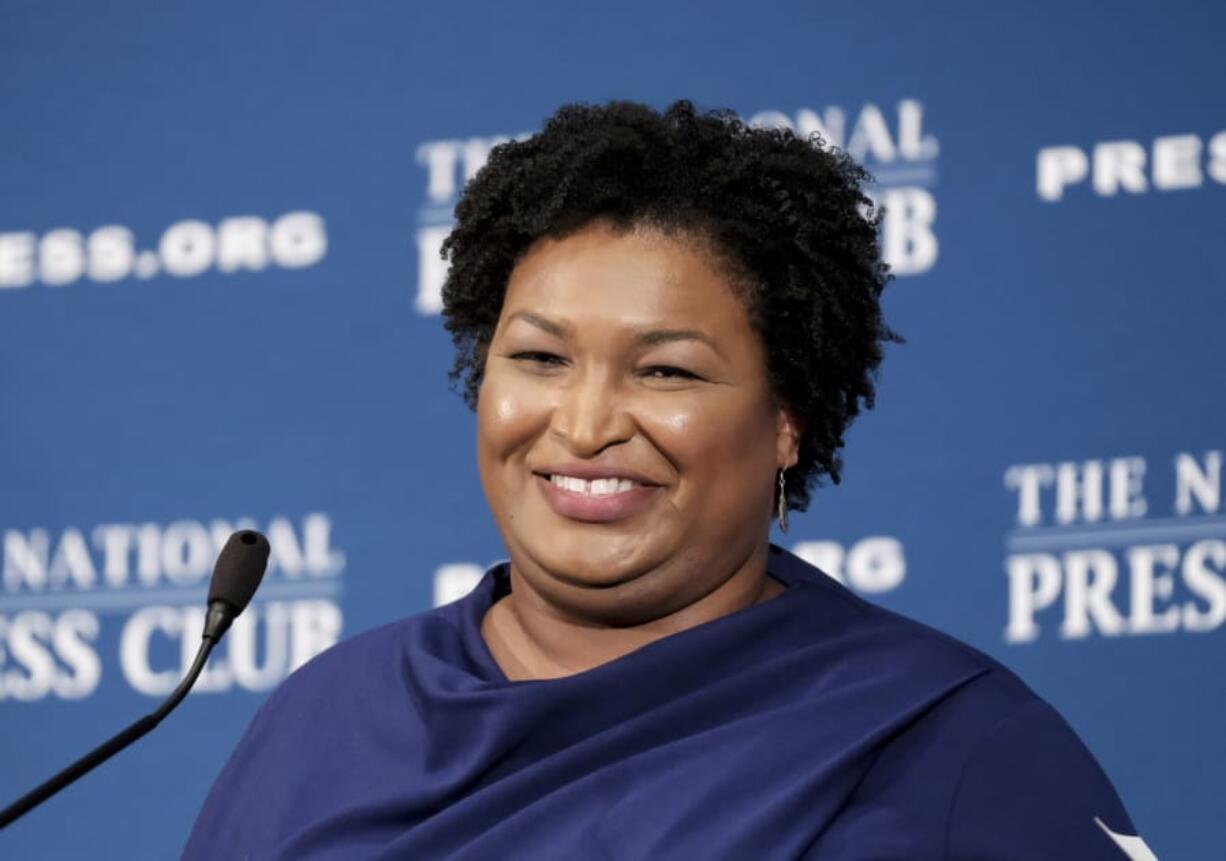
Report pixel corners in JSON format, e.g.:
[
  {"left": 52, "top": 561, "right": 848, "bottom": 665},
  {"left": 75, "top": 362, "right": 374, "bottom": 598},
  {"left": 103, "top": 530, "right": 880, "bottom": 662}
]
[
  {"left": 411, "top": 98, "right": 939, "bottom": 314},
  {"left": 747, "top": 99, "right": 939, "bottom": 278},
  {"left": 431, "top": 536, "right": 907, "bottom": 608},
  {"left": 0, "top": 512, "right": 344, "bottom": 701},
  {"left": 0, "top": 211, "right": 327, "bottom": 290},
  {"left": 1003, "top": 449, "right": 1225, "bottom": 643},
  {"left": 1037, "top": 129, "right": 1226, "bottom": 201},
  {"left": 412, "top": 133, "right": 530, "bottom": 314}
]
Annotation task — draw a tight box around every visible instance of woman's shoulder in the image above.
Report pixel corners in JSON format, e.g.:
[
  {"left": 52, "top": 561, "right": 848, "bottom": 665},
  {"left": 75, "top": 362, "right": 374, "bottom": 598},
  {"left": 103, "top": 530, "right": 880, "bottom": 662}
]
[
  {"left": 266, "top": 590, "right": 478, "bottom": 705},
  {"left": 182, "top": 597, "right": 479, "bottom": 858},
  {"left": 772, "top": 544, "right": 1035, "bottom": 706},
  {"left": 773, "top": 548, "right": 1148, "bottom": 857}
]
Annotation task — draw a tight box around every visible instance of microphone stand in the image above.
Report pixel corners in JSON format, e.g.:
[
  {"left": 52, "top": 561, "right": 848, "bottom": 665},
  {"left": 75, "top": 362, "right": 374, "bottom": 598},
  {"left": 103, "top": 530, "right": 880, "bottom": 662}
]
[{"left": 0, "top": 616, "right": 221, "bottom": 828}]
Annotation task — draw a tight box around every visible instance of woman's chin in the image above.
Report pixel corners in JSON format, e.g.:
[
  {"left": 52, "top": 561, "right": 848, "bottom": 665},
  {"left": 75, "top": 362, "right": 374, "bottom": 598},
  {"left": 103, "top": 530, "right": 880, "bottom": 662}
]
[
  {"left": 520, "top": 561, "right": 678, "bottom": 625},
  {"left": 517, "top": 535, "right": 668, "bottom": 592}
]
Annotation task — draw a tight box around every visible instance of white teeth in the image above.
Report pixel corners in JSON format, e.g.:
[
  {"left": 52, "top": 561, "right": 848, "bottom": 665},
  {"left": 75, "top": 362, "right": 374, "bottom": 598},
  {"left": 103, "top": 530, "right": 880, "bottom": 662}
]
[{"left": 549, "top": 475, "right": 639, "bottom": 496}]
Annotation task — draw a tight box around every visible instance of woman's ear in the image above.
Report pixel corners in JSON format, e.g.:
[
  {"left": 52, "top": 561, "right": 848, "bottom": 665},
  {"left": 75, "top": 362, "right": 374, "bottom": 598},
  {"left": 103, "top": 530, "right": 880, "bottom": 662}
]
[{"left": 775, "top": 407, "right": 803, "bottom": 469}]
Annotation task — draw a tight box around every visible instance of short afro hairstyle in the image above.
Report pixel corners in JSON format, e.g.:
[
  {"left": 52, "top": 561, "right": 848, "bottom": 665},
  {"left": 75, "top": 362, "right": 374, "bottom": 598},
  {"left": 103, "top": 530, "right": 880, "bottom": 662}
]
[{"left": 440, "top": 99, "right": 902, "bottom": 513}]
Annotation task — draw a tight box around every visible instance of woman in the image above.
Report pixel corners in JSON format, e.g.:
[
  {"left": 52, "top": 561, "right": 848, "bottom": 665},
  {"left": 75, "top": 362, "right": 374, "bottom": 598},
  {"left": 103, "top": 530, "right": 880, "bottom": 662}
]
[{"left": 185, "top": 101, "right": 1153, "bottom": 859}]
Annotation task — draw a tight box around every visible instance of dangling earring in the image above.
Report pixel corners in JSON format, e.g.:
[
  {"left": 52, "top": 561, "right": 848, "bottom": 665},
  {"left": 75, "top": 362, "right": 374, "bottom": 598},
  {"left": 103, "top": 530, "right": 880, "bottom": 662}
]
[{"left": 777, "top": 468, "right": 789, "bottom": 533}]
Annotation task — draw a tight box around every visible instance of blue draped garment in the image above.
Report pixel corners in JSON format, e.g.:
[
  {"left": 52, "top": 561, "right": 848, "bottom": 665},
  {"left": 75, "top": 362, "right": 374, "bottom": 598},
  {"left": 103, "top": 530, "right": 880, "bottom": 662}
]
[{"left": 184, "top": 545, "right": 1145, "bottom": 859}]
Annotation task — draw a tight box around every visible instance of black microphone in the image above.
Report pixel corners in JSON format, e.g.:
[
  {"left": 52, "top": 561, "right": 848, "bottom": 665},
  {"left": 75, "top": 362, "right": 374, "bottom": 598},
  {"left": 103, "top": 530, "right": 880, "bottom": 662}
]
[{"left": 0, "top": 529, "right": 270, "bottom": 829}]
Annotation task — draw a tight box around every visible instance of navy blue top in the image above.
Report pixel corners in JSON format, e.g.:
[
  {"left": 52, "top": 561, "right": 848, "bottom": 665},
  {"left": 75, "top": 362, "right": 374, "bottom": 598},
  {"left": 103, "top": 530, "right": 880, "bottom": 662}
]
[{"left": 184, "top": 546, "right": 1149, "bottom": 859}]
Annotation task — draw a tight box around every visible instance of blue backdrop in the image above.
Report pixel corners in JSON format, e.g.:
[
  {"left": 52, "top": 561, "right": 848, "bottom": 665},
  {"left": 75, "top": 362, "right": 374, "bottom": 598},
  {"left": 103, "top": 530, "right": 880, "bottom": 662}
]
[{"left": 1, "top": 2, "right": 1222, "bottom": 857}]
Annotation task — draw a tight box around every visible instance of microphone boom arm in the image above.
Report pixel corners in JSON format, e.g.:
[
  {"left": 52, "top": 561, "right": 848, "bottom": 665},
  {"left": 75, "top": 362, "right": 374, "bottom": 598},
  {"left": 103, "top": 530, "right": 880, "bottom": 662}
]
[
  {"left": 0, "top": 606, "right": 225, "bottom": 829},
  {"left": 0, "top": 528, "right": 268, "bottom": 830}
]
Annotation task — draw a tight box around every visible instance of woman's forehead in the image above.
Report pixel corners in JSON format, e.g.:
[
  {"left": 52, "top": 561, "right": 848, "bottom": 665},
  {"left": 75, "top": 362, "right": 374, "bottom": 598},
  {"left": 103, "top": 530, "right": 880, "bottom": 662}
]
[{"left": 501, "top": 222, "right": 751, "bottom": 333}]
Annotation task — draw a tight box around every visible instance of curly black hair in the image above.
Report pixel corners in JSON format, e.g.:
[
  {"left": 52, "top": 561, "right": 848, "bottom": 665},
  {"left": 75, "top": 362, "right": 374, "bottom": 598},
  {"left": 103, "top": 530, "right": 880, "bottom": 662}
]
[{"left": 440, "top": 99, "right": 902, "bottom": 513}]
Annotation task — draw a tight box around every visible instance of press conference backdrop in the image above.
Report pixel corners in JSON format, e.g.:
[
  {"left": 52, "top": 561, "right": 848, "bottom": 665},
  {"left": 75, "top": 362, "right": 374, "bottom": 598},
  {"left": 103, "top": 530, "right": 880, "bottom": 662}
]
[{"left": 1, "top": 1, "right": 1222, "bottom": 857}]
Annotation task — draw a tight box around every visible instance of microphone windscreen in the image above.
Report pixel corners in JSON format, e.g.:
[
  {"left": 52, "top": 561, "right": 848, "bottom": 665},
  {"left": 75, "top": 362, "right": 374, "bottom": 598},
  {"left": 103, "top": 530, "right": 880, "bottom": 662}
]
[{"left": 207, "top": 530, "right": 270, "bottom": 614}]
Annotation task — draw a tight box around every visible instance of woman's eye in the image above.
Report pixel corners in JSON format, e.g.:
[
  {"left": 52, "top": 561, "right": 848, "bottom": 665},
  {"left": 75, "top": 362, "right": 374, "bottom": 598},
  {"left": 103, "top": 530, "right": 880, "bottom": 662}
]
[
  {"left": 642, "top": 365, "right": 701, "bottom": 381},
  {"left": 509, "top": 351, "right": 566, "bottom": 367}
]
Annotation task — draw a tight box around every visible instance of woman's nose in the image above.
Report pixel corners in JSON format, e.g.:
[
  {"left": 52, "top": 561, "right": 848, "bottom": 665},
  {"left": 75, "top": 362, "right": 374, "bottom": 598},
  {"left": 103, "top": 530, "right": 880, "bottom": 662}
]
[{"left": 548, "top": 371, "right": 634, "bottom": 457}]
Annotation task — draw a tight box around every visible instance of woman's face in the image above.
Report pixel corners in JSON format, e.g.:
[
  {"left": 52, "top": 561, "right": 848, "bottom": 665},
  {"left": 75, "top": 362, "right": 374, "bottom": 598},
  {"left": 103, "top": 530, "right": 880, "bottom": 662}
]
[{"left": 477, "top": 220, "right": 799, "bottom": 624}]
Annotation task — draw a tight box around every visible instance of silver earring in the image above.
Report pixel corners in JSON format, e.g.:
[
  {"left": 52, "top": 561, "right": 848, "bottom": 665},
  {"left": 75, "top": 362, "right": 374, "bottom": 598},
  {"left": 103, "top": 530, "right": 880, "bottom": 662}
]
[{"left": 777, "top": 468, "right": 789, "bottom": 533}]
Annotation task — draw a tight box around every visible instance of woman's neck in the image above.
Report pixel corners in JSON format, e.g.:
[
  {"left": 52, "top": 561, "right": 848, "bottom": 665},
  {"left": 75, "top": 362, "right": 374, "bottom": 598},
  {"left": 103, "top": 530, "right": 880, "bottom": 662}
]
[{"left": 480, "top": 544, "right": 784, "bottom": 681}]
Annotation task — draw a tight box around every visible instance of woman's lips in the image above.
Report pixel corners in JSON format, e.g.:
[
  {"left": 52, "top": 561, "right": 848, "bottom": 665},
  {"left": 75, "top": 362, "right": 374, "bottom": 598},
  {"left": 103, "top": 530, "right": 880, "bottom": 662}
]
[{"left": 534, "top": 473, "right": 661, "bottom": 523}]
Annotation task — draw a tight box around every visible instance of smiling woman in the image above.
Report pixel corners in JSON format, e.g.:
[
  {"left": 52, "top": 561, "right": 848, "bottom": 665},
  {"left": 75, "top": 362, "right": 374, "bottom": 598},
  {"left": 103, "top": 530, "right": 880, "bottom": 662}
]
[
  {"left": 184, "top": 101, "right": 1153, "bottom": 860},
  {"left": 478, "top": 223, "right": 795, "bottom": 654}
]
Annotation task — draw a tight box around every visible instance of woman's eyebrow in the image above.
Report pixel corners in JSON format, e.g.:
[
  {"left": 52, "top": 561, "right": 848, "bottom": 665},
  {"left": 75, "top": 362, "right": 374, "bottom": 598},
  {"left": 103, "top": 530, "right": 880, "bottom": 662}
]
[
  {"left": 507, "top": 312, "right": 724, "bottom": 358},
  {"left": 636, "top": 328, "right": 723, "bottom": 357},
  {"left": 507, "top": 310, "right": 566, "bottom": 337}
]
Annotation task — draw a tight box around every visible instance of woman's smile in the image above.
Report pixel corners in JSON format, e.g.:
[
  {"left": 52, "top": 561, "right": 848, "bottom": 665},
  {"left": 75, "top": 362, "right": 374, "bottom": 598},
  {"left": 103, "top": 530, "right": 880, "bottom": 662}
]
[{"left": 534, "top": 469, "right": 662, "bottom": 522}]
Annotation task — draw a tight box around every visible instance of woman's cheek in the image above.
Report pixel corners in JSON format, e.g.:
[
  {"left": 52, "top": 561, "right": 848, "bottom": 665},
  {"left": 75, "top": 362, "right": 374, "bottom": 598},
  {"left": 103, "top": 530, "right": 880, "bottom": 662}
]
[
  {"left": 654, "top": 405, "right": 693, "bottom": 439},
  {"left": 644, "top": 393, "right": 767, "bottom": 461},
  {"left": 478, "top": 373, "right": 552, "bottom": 456}
]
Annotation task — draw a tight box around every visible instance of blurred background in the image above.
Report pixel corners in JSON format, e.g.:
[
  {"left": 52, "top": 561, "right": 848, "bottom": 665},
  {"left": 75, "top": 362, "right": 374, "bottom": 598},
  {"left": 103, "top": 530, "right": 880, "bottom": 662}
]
[{"left": 1, "top": 1, "right": 1222, "bottom": 857}]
